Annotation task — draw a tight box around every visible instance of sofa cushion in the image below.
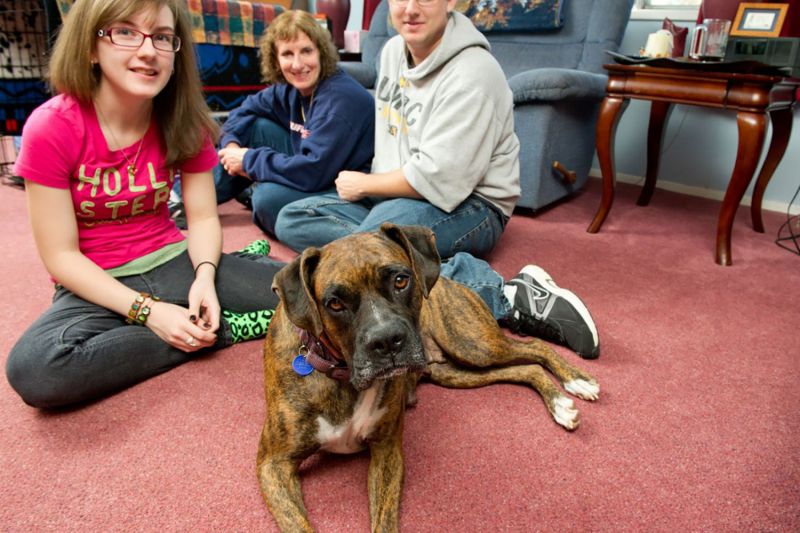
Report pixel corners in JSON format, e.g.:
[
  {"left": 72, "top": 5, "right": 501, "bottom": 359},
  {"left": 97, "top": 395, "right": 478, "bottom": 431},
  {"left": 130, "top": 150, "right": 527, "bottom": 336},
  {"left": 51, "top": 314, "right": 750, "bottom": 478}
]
[
  {"left": 507, "top": 68, "right": 607, "bottom": 103},
  {"left": 456, "top": 0, "right": 565, "bottom": 33},
  {"left": 338, "top": 62, "right": 378, "bottom": 88}
]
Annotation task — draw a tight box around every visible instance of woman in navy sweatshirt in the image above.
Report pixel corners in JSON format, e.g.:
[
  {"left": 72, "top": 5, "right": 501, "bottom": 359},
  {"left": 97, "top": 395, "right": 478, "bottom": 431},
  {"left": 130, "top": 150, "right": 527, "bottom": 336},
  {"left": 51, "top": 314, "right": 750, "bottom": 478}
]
[{"left": 215, "top": 10, "right": 374, "bottom": 235}]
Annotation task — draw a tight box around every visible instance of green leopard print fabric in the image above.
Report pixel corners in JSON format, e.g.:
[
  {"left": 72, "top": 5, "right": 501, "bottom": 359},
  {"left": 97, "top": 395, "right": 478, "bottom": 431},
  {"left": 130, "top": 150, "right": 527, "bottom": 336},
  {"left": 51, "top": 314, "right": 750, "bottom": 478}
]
[
  {"left": 233, "top": 239, "right": 270, "bottom": 259},
  {"left": 222, "top": 308, "right": 274, "bottom": 344}
]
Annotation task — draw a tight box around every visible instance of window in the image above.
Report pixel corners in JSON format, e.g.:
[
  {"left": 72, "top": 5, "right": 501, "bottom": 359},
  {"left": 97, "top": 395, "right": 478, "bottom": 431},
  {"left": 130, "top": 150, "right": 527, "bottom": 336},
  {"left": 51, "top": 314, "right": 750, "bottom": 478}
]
[
  {"left": 632, "top": 0, "right": 701, "bottom": 21},
  {"left": 641, "top": 0, "right": 701, "bottom": 6}
]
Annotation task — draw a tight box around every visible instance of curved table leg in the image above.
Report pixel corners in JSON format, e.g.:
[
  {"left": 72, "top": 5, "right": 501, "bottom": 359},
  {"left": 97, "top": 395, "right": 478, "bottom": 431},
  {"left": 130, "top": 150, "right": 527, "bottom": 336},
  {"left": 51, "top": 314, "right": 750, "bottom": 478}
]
[
  {"left": 588, "top": 96, "right": 628, "bottom": 233},
  {"left": 750, "top": 108, "right": 793, "bottom": 233},
  {"left": 716, "top": 111, "right": 767, "bottom": 266},
  {"left": 637, "top": 100, "right": 673, "bottom": 206}
]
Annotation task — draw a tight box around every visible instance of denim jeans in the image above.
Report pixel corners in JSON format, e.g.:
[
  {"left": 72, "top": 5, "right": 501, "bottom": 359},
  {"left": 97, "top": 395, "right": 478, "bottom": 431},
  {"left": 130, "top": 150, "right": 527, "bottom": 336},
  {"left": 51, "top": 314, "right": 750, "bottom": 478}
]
[
  {"left": 215, "top": 118, "right": 329, "bottom": 235},
  {"left": 440, "top": 252, "right": 512, "bottom": 321},
  {"left": 5, "top": 251, "right": 282, "bottom": 409},
  {"left": 274, "top": 193, "right": 507, "bottom": 259}
]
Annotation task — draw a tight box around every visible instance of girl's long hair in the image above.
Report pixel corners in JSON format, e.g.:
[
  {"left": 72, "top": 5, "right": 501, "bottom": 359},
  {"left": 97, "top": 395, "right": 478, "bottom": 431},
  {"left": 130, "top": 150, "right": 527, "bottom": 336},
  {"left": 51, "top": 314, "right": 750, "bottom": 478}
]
[{"left": 49, "top": 0, "right": 219, "bottom": 166}]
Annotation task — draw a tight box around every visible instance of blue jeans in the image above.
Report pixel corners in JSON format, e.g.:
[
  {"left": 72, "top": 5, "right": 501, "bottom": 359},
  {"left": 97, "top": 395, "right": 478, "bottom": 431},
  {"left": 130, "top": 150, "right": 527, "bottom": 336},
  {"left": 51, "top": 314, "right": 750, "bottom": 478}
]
[
  {"left": 440, "top": 252, "right": 512, "bottom": 321},
  {"left": 215, "top": 118, "right": 330, "bottom": 235},
  {"left": 274, "top": 193, "right": 507, "bottom": 259},
  {"left": 5, "top": 252, "right": 283, "bottom": 409}
]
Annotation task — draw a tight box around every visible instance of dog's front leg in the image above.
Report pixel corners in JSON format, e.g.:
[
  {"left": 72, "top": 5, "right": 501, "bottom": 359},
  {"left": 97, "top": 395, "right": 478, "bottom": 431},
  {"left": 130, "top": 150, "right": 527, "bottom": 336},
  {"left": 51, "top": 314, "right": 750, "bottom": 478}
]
[
  {"left": 367, "top": 434, "right": 404, "bottom": 533},
  {"left": 257, "top": 457, "right": 313, "bottom": 532}
]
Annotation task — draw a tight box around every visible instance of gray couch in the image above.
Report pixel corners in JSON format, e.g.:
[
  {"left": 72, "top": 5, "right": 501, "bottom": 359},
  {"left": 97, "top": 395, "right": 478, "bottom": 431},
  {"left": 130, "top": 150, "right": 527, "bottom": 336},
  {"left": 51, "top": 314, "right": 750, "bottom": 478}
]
[{"left": 340, "top": 0, "right": 634, "bottom": 211}]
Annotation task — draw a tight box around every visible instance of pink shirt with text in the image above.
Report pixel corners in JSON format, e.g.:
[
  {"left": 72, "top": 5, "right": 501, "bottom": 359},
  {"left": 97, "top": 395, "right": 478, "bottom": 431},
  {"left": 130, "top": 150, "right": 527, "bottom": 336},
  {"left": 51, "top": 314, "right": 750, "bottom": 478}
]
[{"left": 15, "top": 94, "right": 218, "bottom": 270}]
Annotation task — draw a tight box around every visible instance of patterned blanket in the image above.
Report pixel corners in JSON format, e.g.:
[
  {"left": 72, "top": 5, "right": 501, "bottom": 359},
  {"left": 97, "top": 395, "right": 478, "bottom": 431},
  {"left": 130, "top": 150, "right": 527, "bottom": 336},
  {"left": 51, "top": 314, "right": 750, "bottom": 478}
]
[
  {"left": 54, "top": 0, "right": 282, "bottom": 47},
  {"left": 188, "top": 0, "right": 282, "bottom": 47}
]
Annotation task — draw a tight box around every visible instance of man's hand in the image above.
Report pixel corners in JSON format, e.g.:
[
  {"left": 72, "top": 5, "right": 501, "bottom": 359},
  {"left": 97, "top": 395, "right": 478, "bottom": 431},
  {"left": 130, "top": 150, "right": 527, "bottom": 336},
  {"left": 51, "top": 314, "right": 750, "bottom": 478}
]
[
  {"left": 336, "top": 170, "right": 369, "bottom": 201},
  {"left": 218, "top": 143, "right": 250, "bottom": 178}
]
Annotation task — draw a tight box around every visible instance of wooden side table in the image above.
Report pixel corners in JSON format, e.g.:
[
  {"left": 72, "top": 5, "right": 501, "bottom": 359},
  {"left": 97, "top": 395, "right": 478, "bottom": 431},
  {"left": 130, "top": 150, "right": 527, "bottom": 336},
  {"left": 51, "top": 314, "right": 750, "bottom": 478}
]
[{"left": 587, "top": 63, "right": 799, "bottom": 266}]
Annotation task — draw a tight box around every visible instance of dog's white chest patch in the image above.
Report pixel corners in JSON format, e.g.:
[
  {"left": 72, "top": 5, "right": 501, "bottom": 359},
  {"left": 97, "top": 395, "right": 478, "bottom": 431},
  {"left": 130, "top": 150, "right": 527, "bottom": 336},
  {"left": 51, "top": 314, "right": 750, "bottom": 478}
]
[{"left": 317, "top": 383, "right": 387, "bottom": 454}]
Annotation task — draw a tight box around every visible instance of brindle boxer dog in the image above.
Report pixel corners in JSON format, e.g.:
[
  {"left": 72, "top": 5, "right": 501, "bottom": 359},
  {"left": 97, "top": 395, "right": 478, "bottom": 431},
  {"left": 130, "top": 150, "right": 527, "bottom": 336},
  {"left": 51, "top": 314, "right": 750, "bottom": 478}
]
[{"left": 257, "top": 223, "right": 599, "bottom": 532}]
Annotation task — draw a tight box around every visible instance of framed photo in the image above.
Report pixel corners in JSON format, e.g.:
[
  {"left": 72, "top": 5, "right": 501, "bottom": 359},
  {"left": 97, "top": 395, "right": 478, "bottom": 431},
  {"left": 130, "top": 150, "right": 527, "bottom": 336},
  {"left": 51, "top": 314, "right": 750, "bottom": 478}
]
[{"left": 730, "top": 3, "right": 789, "bottom": 37}]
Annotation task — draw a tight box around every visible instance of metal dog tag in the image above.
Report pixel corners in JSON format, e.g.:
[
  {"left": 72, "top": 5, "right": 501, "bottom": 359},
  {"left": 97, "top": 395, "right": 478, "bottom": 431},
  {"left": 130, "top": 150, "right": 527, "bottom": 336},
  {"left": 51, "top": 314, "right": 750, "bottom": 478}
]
[{"left": 292, "top": 354, "right": 314, "bottom": 376}]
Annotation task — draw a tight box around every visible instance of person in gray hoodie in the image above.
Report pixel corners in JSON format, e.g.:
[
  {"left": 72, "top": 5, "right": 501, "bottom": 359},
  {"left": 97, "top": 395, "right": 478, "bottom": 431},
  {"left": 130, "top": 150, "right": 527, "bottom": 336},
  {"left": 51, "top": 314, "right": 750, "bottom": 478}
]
[
  {"left": 275, "top": 0, "right": 517, "bottom": 259},
  {"left": 274, "top": 0, "right": 600, "bottom": 359}
]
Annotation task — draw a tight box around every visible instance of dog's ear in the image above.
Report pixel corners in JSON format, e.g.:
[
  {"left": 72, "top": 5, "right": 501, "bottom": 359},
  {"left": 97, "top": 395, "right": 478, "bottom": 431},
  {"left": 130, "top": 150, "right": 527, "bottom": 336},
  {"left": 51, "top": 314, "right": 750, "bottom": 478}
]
[
  {"left": 271, "top": 248, "right": 324, "bottom": 336},
  {"left": 380, "top": 223, "right": 440, "bottom": 297}
]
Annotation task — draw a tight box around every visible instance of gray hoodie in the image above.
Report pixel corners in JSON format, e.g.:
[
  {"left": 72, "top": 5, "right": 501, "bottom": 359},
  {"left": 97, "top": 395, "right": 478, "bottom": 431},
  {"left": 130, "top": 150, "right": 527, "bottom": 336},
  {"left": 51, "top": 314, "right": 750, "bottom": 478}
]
[{"left": 373, "top": 11, "right": 520, "bottom": 218}]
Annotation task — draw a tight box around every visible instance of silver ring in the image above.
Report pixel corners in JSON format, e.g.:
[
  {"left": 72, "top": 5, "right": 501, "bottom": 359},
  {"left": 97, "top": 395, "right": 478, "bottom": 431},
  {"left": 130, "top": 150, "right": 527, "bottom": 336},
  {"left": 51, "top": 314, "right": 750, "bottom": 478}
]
[{"left": 186, "top": 336, "right": 196, "bottom": 346}]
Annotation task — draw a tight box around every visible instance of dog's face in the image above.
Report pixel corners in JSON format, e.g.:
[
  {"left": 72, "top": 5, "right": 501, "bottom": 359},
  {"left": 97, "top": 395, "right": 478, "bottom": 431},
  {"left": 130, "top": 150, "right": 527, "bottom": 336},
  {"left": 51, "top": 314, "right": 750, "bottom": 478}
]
[{"left": 273, "top": 224, "right": 441, "bottom": 390}]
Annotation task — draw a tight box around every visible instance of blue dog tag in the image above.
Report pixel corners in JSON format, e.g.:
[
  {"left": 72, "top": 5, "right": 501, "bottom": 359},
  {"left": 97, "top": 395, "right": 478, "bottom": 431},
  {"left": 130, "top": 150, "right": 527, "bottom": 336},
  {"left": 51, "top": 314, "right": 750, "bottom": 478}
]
[{"left": 292, "top": 355, "right": 314, "bottom": 376}]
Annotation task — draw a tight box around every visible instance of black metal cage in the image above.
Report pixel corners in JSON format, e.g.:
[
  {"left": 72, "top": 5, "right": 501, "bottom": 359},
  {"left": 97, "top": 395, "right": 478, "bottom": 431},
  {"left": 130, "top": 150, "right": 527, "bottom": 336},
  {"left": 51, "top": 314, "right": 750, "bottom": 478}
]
[{"left": 0, "top": 0, "right": 59, "bottom": 176}]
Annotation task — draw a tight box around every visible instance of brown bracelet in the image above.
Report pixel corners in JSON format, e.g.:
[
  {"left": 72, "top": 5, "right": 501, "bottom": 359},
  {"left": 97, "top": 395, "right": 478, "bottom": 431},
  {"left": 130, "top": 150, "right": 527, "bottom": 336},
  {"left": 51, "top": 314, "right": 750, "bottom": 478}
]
[
  {"left": 126, "top": 292, "right": 147, "bottom": 324},
  {"left": 194, "top": 261, "right": 218, "bottom": 276},
  {"left": 125, "top": 292, "right": 161, "bottom": 326}
]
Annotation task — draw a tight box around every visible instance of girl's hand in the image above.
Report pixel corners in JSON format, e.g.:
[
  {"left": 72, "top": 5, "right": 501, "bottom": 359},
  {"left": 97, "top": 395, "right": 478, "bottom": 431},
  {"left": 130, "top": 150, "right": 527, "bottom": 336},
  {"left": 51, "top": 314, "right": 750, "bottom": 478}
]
[
  {"left": 181, "top": 168, "right": 222, "bottom": 351},
  {"left": 187, "top": 273, "right": 221, "bottom": 334},
  {"left": 145, "top": 300, "right": 218, "bottom": 352}
]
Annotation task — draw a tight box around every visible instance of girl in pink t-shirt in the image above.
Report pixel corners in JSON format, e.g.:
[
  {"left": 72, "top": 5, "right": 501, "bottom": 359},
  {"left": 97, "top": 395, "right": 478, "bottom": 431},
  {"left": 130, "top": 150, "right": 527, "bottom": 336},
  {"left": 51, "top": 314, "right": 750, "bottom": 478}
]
[{"left": 7, "top": 0, "right": 282, "bottom": 408}]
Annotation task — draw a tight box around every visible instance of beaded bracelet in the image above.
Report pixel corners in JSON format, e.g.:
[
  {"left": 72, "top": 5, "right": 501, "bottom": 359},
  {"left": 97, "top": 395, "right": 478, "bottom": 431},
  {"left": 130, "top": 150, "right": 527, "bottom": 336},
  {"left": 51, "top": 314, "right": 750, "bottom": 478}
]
[
  {"left": 125, "top": 292, "right": 161, "bottom": 326},
  {"left": 194, "top": 261, "right": 217, "bottom": 275}
]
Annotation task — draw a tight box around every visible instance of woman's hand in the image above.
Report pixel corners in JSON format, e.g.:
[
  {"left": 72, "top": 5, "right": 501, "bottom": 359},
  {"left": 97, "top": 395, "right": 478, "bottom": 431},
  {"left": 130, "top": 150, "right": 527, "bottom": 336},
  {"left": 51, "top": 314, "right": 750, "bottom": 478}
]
[
  {"left": 145, "top": 300, "right": 218, "bottom": 352},
  {"left": 335, "top": 171, "right": 369, "bottom": 202},
  {"left": 218, "top": 144, "right": 249, "bottom": 178}
]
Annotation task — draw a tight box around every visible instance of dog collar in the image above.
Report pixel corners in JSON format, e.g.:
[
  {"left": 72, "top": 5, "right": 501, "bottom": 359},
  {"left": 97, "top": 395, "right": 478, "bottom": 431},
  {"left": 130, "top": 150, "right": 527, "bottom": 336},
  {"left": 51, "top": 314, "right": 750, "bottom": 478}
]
[{"left": 295, "top": 328, "right": 350, "bottom": 382}]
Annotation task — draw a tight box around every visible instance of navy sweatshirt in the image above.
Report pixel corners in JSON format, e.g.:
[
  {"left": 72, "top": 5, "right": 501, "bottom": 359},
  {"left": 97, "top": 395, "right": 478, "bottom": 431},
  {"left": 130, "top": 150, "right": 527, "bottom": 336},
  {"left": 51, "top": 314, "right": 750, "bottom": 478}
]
[{"left": 219, "top": 69, "right": 374, "bottom": 192}]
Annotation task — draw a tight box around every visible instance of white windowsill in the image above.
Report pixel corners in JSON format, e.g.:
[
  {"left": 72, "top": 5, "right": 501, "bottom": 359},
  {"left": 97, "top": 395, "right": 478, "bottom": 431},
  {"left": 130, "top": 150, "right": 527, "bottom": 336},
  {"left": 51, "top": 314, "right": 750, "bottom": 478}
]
[{"left": 630, "top": 7, "right": 699, "bottom": 22}]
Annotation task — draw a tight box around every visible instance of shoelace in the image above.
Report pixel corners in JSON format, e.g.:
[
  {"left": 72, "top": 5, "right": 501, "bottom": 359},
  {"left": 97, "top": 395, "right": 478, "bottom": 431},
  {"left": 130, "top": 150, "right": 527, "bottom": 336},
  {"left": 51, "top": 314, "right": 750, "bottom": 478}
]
[{"left": 505, "top": 311, "right": 565, "bottom": 343}]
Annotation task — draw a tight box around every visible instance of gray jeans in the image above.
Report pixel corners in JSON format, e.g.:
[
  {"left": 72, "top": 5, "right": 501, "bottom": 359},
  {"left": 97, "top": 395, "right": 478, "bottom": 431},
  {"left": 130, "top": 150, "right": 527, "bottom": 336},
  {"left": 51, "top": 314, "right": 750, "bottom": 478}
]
[
  {"left": 6, "top": 250, "right": 511, "bottom": 409},
  {"left": 5, "top": 251, "right": 282, "bottom": 409}
]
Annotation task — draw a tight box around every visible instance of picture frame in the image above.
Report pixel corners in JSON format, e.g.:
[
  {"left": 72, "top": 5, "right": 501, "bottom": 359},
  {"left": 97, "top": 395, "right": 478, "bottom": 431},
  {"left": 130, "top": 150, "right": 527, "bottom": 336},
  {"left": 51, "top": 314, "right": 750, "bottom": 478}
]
[{"left": 730, "top": 3, "right": 789, "bottom": 38}]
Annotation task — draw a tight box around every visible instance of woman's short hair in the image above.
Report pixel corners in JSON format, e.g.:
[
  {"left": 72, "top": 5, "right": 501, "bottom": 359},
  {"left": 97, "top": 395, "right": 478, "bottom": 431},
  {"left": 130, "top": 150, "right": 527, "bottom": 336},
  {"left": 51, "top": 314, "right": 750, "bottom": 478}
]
[
  {"left": 48, "top": 0, "right": 218, "bottom": 165},
  {"left": 259, "top": 10, "right": 340, "bottom": 85}
]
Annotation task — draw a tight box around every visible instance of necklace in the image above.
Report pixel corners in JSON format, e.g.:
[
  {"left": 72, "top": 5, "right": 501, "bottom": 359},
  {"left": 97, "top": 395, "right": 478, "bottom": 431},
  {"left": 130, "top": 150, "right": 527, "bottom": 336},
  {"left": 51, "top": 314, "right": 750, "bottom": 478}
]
[
  {"left": 94, "top": 102, "right": 146, "bottom": 175},
  {"left": 300, "top": 90, "right": 315, "bottom": 123}
]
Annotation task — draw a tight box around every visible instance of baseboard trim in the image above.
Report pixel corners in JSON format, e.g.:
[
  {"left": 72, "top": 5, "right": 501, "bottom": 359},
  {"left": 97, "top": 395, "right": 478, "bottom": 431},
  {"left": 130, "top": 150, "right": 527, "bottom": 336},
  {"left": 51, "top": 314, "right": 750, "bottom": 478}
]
[{"left": 589, "top": 170, "right": 800, "bottom": 216}]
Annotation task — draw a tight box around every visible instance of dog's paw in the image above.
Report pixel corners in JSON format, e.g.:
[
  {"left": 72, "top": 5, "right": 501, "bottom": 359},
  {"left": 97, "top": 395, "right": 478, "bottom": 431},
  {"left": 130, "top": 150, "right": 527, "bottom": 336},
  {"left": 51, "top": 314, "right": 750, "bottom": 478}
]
[
  {"left": 551, "top": 395, "right": 580, "bottom": 430},
  {"left": 564, "top": 379, "right": 600, "bottom": 401}
]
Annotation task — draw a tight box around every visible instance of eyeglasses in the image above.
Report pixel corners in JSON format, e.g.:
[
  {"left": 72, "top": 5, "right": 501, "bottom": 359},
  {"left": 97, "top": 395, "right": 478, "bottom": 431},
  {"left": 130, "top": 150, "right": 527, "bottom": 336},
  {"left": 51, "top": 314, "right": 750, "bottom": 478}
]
[
  {"left": 97, "top": 27, "right": 181, "bottom": 52},
  {"left": 390, "top": 0, "right": 439, "bottom": 6}
]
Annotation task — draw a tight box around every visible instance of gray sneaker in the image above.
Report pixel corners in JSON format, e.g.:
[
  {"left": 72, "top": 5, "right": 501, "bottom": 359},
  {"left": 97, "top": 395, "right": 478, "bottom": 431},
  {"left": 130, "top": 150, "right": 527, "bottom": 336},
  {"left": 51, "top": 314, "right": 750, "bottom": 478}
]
[{"left": 501, "top": 266, "right": 599, "bottom": 359}]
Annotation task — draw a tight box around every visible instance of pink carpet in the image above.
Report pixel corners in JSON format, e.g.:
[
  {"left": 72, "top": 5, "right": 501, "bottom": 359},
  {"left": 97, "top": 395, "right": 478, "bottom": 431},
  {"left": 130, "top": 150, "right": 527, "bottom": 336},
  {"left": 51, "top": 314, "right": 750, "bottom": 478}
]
[{"left": 1, "top": 178, "right": 798, "bottom": 531}]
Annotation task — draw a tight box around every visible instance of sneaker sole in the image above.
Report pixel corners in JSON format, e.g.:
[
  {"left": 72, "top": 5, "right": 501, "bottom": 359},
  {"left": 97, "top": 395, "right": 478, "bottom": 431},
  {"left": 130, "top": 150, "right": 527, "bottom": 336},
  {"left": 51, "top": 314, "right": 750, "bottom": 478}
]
[{"left": 518, "top": 265, "right": 599, "bottom": 353}]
